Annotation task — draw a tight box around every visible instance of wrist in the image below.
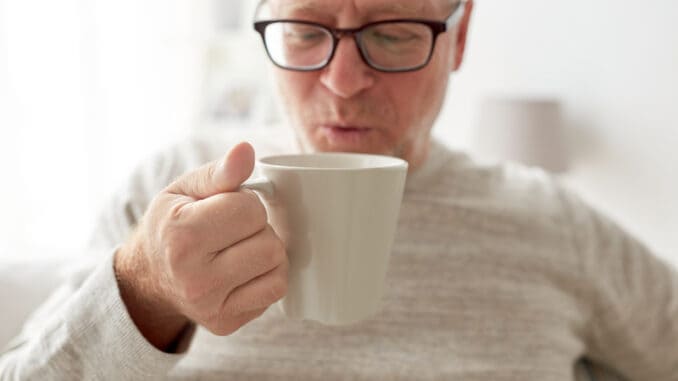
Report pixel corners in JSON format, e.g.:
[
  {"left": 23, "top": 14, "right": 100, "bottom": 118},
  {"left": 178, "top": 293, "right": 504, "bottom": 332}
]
[{"left": 114, "top": 241, "right": 191, "bottom": 352}]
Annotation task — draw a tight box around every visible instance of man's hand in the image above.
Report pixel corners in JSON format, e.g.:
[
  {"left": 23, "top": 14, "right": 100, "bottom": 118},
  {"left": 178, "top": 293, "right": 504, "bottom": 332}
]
[{"left": 114, "top": 142, "right": 288, "bottom": 351}]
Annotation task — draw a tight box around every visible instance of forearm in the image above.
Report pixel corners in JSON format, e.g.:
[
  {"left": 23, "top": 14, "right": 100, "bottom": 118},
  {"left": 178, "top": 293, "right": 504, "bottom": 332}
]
[{"left": 0, "top": 251, "right": 185, "bottom": 380}]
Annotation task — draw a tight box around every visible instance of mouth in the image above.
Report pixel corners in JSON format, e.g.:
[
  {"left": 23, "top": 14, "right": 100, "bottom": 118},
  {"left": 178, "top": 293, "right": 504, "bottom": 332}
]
[{"left": 319, "top": 125, "right": 374, "bottom": 147}]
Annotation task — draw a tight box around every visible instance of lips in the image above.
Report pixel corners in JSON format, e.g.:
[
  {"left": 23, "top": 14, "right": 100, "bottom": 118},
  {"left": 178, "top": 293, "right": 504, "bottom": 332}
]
[
  {"left": 325, "top": 126, "right": 370, "bottom": 133},
  {"left": 320, "top": 125, "right": 373, "bottom": 147}
]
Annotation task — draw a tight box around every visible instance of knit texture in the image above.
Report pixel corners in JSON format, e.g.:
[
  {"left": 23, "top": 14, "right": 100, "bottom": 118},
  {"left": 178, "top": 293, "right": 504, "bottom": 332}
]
[{"left": 2, "top": 128, "right": 676, "bottom": 380}]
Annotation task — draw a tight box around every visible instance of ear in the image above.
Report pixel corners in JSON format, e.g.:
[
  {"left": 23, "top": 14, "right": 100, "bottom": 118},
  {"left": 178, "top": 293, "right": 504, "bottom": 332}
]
[{"left": 452, "top": 0, "right": 474, "bottom": 72}]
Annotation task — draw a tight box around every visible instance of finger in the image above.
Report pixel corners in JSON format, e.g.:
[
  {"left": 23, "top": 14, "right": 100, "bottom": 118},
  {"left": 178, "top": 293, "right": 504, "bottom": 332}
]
[
  {"left": 166, "top": 141, "right": 255, "bottom": 199},
  {"left": 206, "top": 307, "right": 268, "bottom": 337},
  {"left": 168, "top": 190, "right": 268, "bottom": 255},
  {"left": 176, "top": 225, "right": 285, "bottom": 313},
  {"left": 210, "top": 225, "right": 286, "bottom": 289},
  {"left": 222, "top": 258, "right": 289, "bottom": 316}
]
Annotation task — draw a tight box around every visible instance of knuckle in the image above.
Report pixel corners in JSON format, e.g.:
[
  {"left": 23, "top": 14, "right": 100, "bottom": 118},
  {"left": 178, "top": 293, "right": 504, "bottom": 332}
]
[
  {"left": 273, "top": 233, "right": 287, "bottom": 255},
  {"left": 257, "top": 244, "right": 281, "bottom": 269},
  {"left": 221, "top": 297, "right": 244, "bottom": 318},
  {"left": 268, "top": 249, "right": 285, "bottom": 269},
  {"left": 268, "top": 276, "right": 288, "bottom": 301},
  {"left": 205, "top": 321, "right": 240, "bottom": 337},
  {"left": 160, "top": 217, "right": 199, "bottom": 269},
  {"left": 254, "top": 202, "right": 268, "bottom": 227},
  {"left": 180, "top": 162, "right": 214, "bottom": 197},
  {"left": 167, "top": 198, "right": 192, "bottom": 222},
  {"left": 205, "top": 162, "right": 217, "bottom": 184},
  {"left": 189, "top": 305, "right": 216, "bottom": 325},
  {"left": 242, "top": 192, "right": 268, "bottom": 228},
  {"left": 163, "top": 233, "right": 192, "bottom": 270},
  {"left": 175, "top": 278, "right": 207, "bottom": 304},
  {"left": 266, "top": 232, "right": 287, "bottom": 265}
]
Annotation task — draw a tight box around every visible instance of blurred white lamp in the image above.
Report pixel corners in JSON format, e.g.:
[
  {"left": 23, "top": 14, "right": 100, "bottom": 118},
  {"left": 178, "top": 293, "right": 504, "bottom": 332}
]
[{"left": 472, "top": 97, "right": 569, "bottom": 173}]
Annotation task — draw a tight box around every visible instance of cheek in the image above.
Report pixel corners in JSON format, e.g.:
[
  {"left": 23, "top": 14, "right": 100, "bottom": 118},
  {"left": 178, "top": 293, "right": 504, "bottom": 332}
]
[
  {"left": 275, "top": 70, "right": 317, "bottom": 115},
  {"left": 388, "top": 67, "right": 449, "bottom": 134},
  {"left": 387, "top": 36, "right": 452, "bottom": 126}
]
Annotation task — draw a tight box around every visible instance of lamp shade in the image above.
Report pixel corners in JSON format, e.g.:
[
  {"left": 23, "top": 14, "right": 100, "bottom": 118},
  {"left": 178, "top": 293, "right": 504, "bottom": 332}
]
[{"left": 473, "top": 97, "right": 569, "bottom": 173}]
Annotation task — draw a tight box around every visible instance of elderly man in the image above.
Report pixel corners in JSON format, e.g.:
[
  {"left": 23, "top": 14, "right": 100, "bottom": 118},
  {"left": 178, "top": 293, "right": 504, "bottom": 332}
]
[{"left": 1, "top": 0, "right": 676, "bottom": 380}]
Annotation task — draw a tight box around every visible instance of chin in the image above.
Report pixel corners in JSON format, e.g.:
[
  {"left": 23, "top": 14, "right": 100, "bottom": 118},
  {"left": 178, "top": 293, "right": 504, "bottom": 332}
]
[
  {"left": 309, "top": 139, "right": 396, "bottom": 156},
  {"left": 300, "top": 128, "right": 398, "bottom": 157}
]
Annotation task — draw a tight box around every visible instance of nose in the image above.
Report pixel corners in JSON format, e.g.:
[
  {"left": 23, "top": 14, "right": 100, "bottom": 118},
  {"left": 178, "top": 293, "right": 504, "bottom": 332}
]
[{"left": 319, "top": 37, "right": 376, "bottom": 99}]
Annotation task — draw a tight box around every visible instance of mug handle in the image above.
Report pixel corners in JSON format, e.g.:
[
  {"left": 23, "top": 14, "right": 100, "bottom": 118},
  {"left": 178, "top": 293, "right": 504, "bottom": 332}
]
[{"left": 240, "top": 177, "right": 274, "bottom": 196}]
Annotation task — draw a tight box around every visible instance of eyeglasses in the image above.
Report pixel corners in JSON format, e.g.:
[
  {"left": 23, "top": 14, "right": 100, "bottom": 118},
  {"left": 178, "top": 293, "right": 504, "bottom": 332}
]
[{"left": 253, "top": 0, "right": 467, "bottom": 73}]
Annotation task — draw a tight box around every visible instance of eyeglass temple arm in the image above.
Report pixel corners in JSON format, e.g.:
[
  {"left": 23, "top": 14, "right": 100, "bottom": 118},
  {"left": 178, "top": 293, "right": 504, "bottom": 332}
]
[{"left": 446, "top": 0, "right": 467, "bottom": 30}]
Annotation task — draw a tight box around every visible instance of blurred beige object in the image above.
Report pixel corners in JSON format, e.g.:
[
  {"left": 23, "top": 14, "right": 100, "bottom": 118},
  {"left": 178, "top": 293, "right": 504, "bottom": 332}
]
[{"left": 473, "top": 97, "right": 570, "bottom": 173}]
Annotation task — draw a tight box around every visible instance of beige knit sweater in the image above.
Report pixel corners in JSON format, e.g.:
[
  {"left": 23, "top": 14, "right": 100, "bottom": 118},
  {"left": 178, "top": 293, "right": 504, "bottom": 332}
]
[{"left": 1, "top": 128, "right": 676, "bottom": 380}]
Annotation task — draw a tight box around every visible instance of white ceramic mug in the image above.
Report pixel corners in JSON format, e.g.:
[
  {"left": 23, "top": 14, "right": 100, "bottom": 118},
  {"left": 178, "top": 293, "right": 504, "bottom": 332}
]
[{"left": 242, "top": 152, "right": 408, "bottom": 325}]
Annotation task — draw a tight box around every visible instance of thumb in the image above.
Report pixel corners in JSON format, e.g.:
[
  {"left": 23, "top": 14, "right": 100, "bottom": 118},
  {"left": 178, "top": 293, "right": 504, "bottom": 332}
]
[{"left": 167, "top": 142, "right": 255, "bottom": 199}]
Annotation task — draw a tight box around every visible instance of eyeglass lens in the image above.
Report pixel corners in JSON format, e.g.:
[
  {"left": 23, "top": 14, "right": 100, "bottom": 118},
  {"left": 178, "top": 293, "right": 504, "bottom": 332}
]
[{"left": 264, "top": 22, "right": 435, "bottom": 71}]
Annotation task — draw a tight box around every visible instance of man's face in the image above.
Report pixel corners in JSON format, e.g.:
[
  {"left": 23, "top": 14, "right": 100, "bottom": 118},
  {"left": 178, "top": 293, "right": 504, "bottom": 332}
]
[{"left": 265, "top": 0, "right": 471, "bottom": 169}]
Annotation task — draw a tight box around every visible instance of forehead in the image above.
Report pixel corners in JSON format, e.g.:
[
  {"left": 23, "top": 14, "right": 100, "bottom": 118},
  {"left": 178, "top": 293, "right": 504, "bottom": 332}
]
[{"left": 267, "top": 0, "right": 448, "bottom": 19}]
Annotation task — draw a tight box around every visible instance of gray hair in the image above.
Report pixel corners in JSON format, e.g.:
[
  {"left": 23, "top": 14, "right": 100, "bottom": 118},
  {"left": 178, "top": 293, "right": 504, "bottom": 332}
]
[
  {"left": 257, "top": 0, "right": 461, "bottom": 10},
  {"left": 253, "top": 0, "right": 463, "bottom": 21}
]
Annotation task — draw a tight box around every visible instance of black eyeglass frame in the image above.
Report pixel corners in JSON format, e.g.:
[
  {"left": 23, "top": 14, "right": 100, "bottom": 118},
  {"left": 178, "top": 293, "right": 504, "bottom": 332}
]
[{"left": 253, "top": 0, "right": 467, "bottom": 73}]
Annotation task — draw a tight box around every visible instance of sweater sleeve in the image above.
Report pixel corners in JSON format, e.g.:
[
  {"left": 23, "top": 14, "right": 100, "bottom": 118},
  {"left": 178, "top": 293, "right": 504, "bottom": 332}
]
[
  {"left": 561, "top": 189, "right": 678, "bottom": 380},
  {"left": 0, "top": 251, "right": 185, "bottom": 380},
  {"left": 0, "top": 138, "right": 222, "bottom": 380}
]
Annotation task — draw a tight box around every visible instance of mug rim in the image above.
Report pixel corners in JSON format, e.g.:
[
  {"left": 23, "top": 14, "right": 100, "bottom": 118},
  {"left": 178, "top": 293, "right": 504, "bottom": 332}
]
[{"left": 258, "top": 152, "right": 408, "bottom": 171}]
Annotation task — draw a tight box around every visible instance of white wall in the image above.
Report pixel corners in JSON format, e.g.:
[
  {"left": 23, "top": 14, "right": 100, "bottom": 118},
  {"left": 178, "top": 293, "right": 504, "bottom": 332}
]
[
  {"left": 2, "top": 0, "right": 676, "bottom": 264},
  {"left": 0, "top": 0, "right": 212, "bottom": 260},
  {"left": 436, "top": 0, "right": 678, "bottom": 263}
]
